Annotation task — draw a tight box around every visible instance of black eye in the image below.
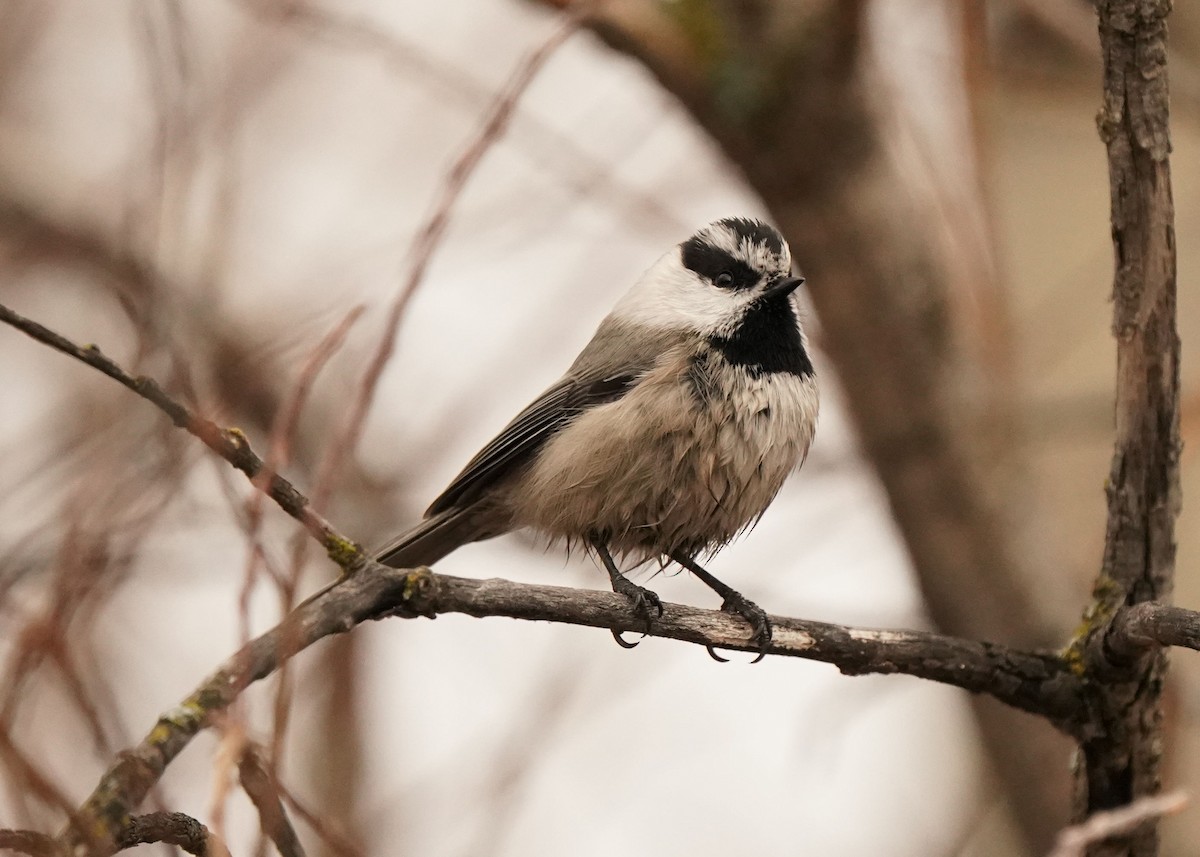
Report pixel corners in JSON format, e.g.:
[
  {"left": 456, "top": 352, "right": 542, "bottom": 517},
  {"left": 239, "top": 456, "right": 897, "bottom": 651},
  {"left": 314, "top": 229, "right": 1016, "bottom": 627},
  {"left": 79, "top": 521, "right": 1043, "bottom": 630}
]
[{"left": 715, "top": 272, "right": 734, "bottom": 288}]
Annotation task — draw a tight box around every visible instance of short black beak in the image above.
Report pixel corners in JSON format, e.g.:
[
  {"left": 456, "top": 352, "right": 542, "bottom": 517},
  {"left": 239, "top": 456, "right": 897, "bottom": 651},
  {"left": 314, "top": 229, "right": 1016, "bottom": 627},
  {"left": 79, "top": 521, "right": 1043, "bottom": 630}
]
[{"left": 762, "top": 275, "right": 805, "bottom": 300}]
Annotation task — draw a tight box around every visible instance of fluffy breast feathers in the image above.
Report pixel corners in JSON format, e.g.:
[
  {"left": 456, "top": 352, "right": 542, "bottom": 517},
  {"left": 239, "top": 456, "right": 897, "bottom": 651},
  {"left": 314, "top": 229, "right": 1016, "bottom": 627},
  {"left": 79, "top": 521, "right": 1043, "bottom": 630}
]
[{"left": 507, "top": 335, "right": 818, "bottom": 560}]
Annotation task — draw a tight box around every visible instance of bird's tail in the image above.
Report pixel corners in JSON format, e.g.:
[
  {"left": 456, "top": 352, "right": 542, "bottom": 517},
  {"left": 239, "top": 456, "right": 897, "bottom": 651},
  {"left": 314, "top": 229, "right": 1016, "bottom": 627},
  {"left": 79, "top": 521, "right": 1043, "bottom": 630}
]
[
  {"left": 292, "top": 508, "right": 488, "bottom": 612},
  {"left": 374, "top": 506, "right": 488, "bottom": 568}
]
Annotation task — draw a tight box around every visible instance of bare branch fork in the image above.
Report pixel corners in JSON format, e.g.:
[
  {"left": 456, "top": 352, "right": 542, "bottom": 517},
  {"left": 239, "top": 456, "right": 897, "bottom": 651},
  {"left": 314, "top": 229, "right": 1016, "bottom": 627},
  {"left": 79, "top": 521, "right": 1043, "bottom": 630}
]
[
  {"left": 0, "top": 285, "right": 1188, "bottom": 855},
  {"left": 1068, "top": 4, "right": 1180, "bottom": 855}
]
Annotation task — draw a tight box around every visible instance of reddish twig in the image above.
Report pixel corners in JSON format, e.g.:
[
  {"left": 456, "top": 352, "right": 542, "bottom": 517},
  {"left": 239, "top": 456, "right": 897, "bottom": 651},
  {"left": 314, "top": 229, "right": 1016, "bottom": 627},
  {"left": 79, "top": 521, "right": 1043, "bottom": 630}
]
[
  {"left": 228, "top": 306, "right": 365, "bottom": 795},
  {"left": 308, "top": 3, "right": 590, "bottom": 514},
  {"left": 275, "top": 781, "right": 363, "bottom": 857},
  {"left": 0, "top": 301, "right": 356, "bottom": 567},
  {"left": 235, "top": 0, "right": 682, "bottom": 234},
  {"left": 0, "top": 828, "right": 61, "bottom": 857},
  {"left": 239, "top": 747, "right": 306, "bottom": 857}
]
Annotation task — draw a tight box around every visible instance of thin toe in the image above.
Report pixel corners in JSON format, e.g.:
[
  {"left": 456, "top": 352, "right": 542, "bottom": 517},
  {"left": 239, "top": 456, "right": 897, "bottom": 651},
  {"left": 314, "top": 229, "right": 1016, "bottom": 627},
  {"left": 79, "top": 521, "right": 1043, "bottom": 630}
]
[{"left": 613, "top": 579, "right": 663, "bottom": 633}]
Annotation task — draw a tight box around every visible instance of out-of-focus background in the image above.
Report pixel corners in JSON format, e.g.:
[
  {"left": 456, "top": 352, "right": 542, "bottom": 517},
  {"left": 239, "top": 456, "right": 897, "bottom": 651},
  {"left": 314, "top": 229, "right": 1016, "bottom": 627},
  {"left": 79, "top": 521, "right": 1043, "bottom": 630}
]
[{"left": 0, "top": 1, "right": 1196, "bottom": 855}]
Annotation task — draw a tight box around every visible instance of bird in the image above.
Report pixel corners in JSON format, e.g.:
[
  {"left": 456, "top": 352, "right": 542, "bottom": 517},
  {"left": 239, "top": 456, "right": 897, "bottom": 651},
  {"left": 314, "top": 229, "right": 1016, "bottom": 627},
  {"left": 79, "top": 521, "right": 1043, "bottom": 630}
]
[{"left": 375, "top": 217, "right": 819, "bottom": 659}]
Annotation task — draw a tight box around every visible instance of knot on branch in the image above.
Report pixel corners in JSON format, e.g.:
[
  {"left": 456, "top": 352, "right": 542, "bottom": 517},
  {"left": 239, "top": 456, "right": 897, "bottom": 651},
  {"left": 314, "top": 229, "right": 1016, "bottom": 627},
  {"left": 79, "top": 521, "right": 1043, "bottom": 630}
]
[
  {"left": 400, "top": 567, "right": 438, "bottom": 617},
  {"left": 366, "top": 565, "right": 439, "bottom": 621}
]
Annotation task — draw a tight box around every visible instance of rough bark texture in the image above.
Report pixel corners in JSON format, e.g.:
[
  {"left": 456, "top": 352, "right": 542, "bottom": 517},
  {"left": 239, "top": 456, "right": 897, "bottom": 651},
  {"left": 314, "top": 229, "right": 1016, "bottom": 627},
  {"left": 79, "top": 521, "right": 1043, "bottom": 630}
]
[
  {"left": 1109, "top": 603, "right": 1200, "bottom": 656},
  {"left": 116, "top": 813, "right": 224, "bottom": 857},
  {"left": 1075, "top": 2, "right": 1180, "bottom": 855}
]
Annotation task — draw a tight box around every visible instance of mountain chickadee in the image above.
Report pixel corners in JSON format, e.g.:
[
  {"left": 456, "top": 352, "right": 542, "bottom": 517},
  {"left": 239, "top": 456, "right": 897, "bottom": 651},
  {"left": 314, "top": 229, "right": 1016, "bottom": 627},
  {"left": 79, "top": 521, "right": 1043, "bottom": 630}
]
[{"left": 376, "top": 217, "right": 818, "bottom": 658}]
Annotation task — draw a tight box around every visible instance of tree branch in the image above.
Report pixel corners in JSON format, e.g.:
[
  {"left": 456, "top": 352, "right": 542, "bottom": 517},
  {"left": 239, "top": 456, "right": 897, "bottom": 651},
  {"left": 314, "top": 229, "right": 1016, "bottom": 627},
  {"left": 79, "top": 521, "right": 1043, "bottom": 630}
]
[
  {"left": 0, "top": 301, "right": 358, "bottom": 569},
  {"left": 1105, "top": 603, "right": 1200, "bottom": 661},
  {"left": 116, "top": 813, "right": 228, "bottom": 857},
  {"left": 62, "top": 561, "right": 1091, "bottom": 854},
  {"left": 0, "top": 829, "right": 61, "bottom": 857},
  {"left": 411, "top": 573, "right": 1087, "bottom": 725}
]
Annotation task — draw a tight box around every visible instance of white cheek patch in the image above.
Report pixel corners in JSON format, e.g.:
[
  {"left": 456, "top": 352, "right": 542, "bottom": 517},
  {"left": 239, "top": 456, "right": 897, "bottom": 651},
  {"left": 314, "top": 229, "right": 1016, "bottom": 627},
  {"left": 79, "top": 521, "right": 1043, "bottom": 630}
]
[{"left": 610, "top": 251, "right": 758, "bottom": 335}]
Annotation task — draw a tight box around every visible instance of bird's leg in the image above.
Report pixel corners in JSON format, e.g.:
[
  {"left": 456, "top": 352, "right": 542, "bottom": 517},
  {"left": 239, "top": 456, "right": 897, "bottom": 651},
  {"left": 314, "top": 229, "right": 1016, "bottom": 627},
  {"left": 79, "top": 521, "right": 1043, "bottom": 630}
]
[
  {"left": 590, "top": 537, "right": 662, "bottom": 648},
  {"left": 671, "top": 553, "right": 772, "bottom": 663}
]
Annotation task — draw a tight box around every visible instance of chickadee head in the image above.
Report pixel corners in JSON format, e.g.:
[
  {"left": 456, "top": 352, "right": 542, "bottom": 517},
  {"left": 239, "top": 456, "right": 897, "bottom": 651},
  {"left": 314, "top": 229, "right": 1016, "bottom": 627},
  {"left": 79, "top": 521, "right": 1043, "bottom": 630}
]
[{"left": 613, "top": 217, "right": 804, "bottom": 337}]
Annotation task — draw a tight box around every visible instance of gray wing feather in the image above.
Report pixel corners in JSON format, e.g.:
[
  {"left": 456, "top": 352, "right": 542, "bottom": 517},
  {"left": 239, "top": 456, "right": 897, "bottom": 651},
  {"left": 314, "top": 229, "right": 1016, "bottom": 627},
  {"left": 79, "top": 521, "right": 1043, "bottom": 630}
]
[
  {"left": 424, "top": 318, "right": 687, "bottom": 516},
  {"left": 426, "top": 372, "right": 636, "bottom": 515}
]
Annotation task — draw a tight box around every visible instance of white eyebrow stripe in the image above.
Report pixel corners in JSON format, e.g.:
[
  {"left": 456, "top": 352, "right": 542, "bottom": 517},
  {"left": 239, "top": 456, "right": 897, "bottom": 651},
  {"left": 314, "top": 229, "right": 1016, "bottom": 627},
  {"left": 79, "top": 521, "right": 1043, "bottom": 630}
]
[{"left": 694, "top": 222, "right": 792, "bottom": 274}]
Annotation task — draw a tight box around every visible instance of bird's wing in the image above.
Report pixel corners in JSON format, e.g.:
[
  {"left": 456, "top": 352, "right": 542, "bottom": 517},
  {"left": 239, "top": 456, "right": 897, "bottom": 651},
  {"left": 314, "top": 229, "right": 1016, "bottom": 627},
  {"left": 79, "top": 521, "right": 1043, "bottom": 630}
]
[{"left": 425, "top": 371, "right": 638, "bottom": 515}]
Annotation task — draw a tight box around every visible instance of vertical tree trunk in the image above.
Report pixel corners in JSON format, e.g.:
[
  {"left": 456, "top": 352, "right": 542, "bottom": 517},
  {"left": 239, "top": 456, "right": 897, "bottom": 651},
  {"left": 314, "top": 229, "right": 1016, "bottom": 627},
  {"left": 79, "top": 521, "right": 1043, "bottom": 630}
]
[{"left": 1079, "top": 2, "right": 1179, "bottom": 855}]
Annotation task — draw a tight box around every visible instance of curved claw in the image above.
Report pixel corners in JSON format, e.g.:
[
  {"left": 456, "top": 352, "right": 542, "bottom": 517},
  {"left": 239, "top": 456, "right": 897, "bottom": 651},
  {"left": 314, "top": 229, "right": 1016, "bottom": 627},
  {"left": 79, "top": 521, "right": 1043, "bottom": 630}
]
[
  {"left": 705, "top": 645, "right": 731, "bottom": 663},
  {"left": 716, "top": 596, "right": 773, "bottom": 663},
  {"left": 611, "top": 628, "right": 642, "bottom": 649},
  {"left": 747, "top": 614, "right": 773, "bottom": 664},
  {"left": 669, "top": 553, "right": 773, "bottom": 663}
]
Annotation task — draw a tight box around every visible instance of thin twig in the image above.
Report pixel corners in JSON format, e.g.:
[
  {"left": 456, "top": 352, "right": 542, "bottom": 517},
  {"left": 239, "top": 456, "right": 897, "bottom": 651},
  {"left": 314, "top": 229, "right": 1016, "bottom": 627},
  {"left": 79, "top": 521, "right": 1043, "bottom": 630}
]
[
  {"left": 0, "top": 726, "right": 81, "bottom": 837},
  {"left": 117, "top": 812, "right": 230, "bottom": 857},
  {"left": 249, "top": 309, "right": 367, "bottom": 836},
  {"left": 0, "top": 828, "right": 61, "bottom": 857},
  {"left": 308, "top": 2, "right": 590, "bottom": 514},
  {"left": 238, "top": 747, "right": 306, "bottom": 857},
  {"left": 207, "top": 717, "right": 247, "bottom": 854},
  {"left": 1105, "top": 603, "right": 1200, "bottom": 661},
  {"left": 275, "top": 782, "right": 362, "bottom": 857},
  {"left": 1046, "top": 792, "right": 1188, "bottom": 857},
  {"left": 231, "top": 307, "right": 364, "bottom": 781},
  {"left": 0, "top": 301, "right": 355, "bottom": 567}
]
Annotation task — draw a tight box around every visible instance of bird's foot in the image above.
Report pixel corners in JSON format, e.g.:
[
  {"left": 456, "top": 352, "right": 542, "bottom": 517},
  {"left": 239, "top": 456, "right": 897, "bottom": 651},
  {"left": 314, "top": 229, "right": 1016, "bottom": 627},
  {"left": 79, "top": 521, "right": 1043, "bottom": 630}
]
[
  {"left": 708, "top": 591, "right": 772, "bottom": 664},
  {"left": 609, "top": 576, "right": 663, "bottom": 648}
]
